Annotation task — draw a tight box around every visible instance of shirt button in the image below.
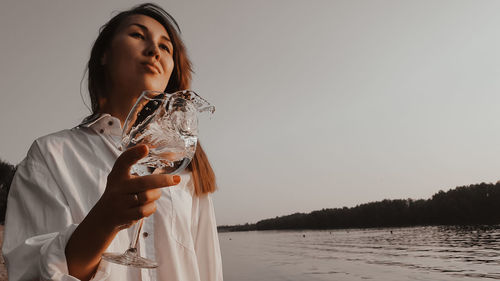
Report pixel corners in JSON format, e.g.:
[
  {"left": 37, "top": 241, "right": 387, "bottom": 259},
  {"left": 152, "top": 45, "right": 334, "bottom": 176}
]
[
  {"left": 143, "top": 232, "right": 149, "bottom": 238},
  {"left": 99, "top": 129, "right": 104, "bottom": 133}
]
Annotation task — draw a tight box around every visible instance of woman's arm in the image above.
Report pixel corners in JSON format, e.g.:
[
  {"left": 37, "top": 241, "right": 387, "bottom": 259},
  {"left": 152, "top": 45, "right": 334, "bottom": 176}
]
[
  {"left": 65, "top": 145, "right": 180, "bottom": 280},
  {"left": 2, "top": 142, "right": 77, "bottom": 281},
  {"left": 64, "top": 201, "right": 119, "bottom": 281}
]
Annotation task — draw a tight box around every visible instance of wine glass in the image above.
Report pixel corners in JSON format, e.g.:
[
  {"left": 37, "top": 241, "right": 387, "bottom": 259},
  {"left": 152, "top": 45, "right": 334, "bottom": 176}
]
[{"left": 102, "top": 90, "right": 214, "bottom": 268}]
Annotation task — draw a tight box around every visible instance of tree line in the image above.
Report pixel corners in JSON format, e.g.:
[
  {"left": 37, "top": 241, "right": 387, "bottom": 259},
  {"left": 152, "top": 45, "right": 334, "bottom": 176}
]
[
  {"left": 0, "top": 159, "right": 16, "bottom": 224},
  {"left": 218, "top": 182, "right": 500, "bottom": 232}
]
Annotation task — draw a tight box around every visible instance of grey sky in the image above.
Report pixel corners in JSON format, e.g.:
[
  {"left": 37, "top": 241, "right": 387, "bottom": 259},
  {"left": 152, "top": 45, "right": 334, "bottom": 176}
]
[{"left": 1, "top": 0, "right": 500, "bottom": 225}]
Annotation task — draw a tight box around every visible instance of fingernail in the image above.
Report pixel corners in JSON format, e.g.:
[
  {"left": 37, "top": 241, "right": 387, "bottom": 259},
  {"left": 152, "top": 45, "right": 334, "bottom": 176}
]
[{"left": 173, "top": 175, "right": 181, "bottom": 184}]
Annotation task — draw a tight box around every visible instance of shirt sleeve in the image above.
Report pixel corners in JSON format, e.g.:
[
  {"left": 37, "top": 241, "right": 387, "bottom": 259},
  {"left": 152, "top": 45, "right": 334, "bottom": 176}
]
[
  {"left": 2, "top": 141, "right": 110, "bottom": 281},
  {"left": 192, "top": 193, "right": 224, "bottom": 281}
]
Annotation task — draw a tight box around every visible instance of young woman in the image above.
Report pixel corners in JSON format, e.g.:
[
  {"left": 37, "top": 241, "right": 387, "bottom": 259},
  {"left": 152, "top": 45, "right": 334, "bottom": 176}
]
[{"left": 2, "top": 3, "right": 223, "bottom": 281}]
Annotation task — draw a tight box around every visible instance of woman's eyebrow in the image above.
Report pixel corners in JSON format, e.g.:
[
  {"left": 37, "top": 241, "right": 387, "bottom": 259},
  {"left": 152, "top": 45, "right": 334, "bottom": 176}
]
[{"left": 129, "top": 23, "right": 171, "bottom": 42}]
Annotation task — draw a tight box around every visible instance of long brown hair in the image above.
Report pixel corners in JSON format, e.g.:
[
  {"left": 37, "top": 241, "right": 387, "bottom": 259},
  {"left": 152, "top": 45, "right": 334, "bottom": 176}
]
[{"left": 85, "top": 3, "right": 216, "bottom": 195}]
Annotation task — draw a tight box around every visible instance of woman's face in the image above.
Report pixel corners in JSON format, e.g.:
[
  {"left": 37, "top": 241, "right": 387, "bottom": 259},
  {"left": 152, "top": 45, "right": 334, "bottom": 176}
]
[{"left": 104, "top": 14, "right": 174, "bottom": 95}]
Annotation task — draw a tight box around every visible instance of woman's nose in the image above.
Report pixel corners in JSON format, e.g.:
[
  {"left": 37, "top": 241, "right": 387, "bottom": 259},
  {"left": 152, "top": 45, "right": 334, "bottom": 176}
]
[{"left": 144, "top": 43, "right": 160, "bottom": 59}]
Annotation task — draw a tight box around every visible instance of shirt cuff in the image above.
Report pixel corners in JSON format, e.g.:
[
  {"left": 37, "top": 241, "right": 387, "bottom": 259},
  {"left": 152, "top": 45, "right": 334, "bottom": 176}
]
[{"left": 38, "top": 224, "right": 111, "bottom": 281}]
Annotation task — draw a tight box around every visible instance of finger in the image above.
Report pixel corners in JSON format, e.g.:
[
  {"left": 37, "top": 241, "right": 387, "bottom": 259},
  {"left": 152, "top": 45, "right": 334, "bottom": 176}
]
[
  {"left": 126, "top": 174, "right": 181, "bottom": 193},
  {"left": 126, "top": 202, "right": 157, "bottom": 220},
  {"left": 141, "top": 189, "right": 162, "bottom": 204},
  {"left": 129, "top": 189, "right": 161, "bottom": 207},
  {"left": 112, "top": 145, "right": 149, "bottom": 178}
]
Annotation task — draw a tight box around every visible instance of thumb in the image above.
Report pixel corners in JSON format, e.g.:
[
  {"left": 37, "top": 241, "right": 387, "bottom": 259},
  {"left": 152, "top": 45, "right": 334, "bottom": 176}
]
[{"left": 112, "top": 144, "right": 149, "bottom": 178}]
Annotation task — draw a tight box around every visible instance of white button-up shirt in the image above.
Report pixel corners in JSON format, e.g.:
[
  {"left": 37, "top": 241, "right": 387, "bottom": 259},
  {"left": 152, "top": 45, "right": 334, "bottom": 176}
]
[{"left": 2, "top": 114, "right": 223, "bottom": 281}]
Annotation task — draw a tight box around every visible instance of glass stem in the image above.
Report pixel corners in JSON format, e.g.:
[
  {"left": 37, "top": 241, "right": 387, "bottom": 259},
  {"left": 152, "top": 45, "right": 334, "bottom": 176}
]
[{"left": 128, "top": 218, "right": 144, "bottom": 252}]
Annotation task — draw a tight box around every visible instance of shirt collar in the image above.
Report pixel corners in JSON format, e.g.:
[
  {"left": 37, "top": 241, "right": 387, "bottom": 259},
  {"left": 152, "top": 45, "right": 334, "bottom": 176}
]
[
  {"left": 78, "top": 113, "right": 112, "bottom": 128},
  {"left": 78, "top": 113, "right": 123, "bottom": 137}
]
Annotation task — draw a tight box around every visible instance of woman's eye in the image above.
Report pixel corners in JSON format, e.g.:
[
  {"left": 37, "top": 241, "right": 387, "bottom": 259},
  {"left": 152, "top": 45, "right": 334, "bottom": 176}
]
[
  {"left": 130, "top": 32, "right": 145, "bottom": 39},
  {"left": 160, "top": 44, "right": 171, "bottom": 53}
]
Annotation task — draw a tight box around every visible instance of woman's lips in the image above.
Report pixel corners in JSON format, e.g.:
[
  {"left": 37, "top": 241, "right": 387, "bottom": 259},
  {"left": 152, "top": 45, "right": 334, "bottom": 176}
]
[{"left": 141, "top": 62, "right": 161, "bottom": 74}]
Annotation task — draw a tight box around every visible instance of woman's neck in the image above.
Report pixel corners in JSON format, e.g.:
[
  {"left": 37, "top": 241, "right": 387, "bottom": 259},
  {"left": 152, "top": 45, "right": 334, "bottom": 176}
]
[{"left": 98, "top": 89, "right": 140, "bottom": 126}]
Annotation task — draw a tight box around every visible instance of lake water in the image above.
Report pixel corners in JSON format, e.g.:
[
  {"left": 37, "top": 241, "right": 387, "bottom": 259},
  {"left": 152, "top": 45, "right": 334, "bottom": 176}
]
[{"left": 219, "top": 226, "right": 500, "bottom": 281}]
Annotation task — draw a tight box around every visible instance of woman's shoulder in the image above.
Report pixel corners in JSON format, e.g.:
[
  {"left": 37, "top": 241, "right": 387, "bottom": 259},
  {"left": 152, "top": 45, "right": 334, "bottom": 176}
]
[
  {"left": 34, "top": 127, "right": 85, "bottom": 148},
  {"left": 35, "top": 128, "right": 74, "bottom": 142},
  {"left": 33, "top": 114, "right": 106, "bottom": 147},
  {"left": 25, "top": 127, "right": 93, "bottom": 164}
]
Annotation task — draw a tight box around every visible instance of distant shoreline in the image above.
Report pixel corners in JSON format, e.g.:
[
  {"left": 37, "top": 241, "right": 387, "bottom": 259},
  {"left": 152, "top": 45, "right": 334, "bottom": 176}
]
[
  {"left": 218, "top": 223, "right": 499, "bottom": 233},
  {"left": 219, "top": 182, "right": 500, "bottom": 233}
]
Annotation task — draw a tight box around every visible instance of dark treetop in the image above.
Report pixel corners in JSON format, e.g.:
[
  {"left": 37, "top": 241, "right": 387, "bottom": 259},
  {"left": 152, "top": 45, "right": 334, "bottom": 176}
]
[
  {"left": 219, "top": 182, "right": 500, "bottom": 232},
  {"left": 0, "top": 159, "right": 16, "bottom": 224}
]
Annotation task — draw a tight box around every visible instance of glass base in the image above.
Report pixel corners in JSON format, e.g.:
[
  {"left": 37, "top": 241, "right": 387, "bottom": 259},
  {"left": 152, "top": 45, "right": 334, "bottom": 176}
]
[{"left": 102, "top": 249, "right": 158, "bottom": 268}]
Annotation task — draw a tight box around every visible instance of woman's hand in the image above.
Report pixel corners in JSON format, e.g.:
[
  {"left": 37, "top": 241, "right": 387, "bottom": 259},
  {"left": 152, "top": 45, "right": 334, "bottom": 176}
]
[
  {"left": 95, "top": 144, "right": 180, "bottom": 232},
  {"left": 66, "top": 144, "right": 180, "bottom": 281}
]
